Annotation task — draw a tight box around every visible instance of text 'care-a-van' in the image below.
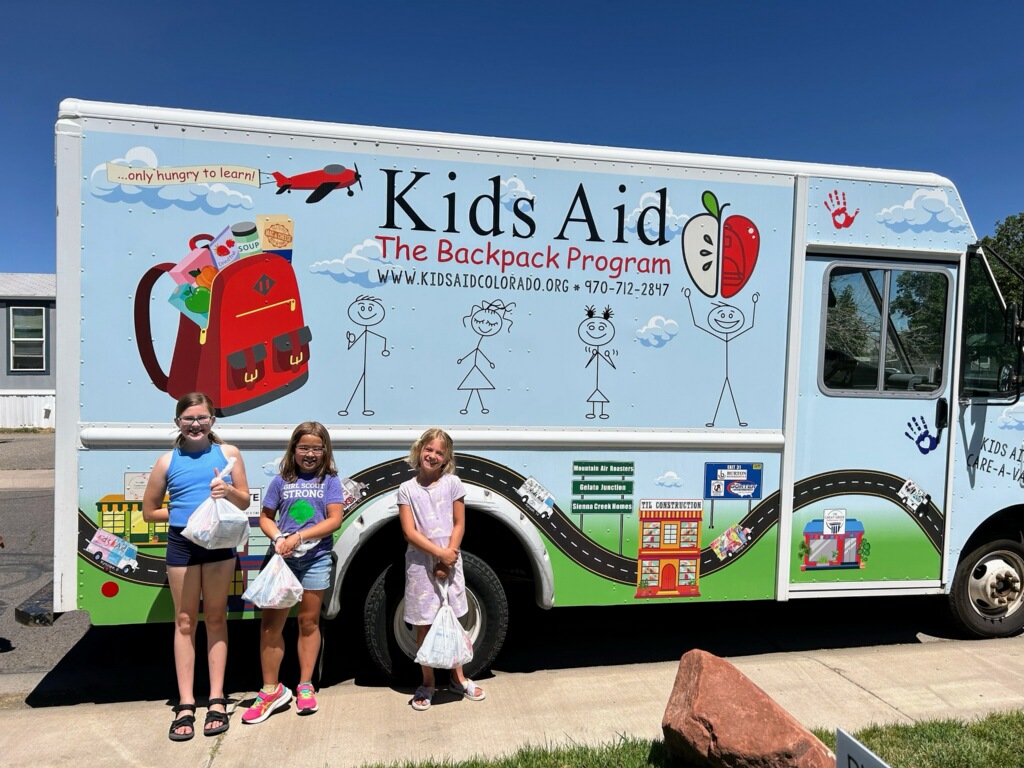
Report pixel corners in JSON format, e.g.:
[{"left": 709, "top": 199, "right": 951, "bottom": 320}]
[{"left": 43, "top": 99, "right": 1024, "bottom": 679}]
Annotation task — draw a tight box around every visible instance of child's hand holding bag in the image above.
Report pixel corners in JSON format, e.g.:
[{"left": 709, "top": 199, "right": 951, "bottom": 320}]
[
  {"left": 414, "top": 578, "right": 474, "bottom": 669},
  {"left": 242, "top": 553, "right": 304, "bottom": 608},
  {"left": 181, "top": 457, "right": 250, "bottom": 550}
]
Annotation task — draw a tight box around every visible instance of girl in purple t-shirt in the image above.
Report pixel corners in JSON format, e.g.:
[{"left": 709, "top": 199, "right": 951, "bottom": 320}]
[
  {"left": 399, "top": 428, "right": 486, "bottom": 711},
  {"left": 243, "top": 422, "right": 343, "bottom": 724}
]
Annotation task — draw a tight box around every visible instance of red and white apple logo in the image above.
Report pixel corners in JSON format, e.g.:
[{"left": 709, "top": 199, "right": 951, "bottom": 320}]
[{"left": 682, "top": 190, "right": 759, "bottom": 298}]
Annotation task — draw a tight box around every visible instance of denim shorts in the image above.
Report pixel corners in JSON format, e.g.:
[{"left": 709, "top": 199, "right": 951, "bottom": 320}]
[{"left": 285, "top": 552, "right": 332, "bottom": 591}]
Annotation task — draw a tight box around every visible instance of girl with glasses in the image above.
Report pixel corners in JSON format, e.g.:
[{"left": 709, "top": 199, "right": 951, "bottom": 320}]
[
  {"left": 142, "top": 392, "right": 250, "bottom": 741},
  {"left": 242, "top": 421, "right": 343, "bottom": 723}
]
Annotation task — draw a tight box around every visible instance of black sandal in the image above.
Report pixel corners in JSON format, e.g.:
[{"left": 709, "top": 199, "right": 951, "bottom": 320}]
[
  {"left": 169, "top": 703, "right": 196, "bottom": 742},
  {"left": 204, "top": 698, "right": 231, "bottom": 736}
]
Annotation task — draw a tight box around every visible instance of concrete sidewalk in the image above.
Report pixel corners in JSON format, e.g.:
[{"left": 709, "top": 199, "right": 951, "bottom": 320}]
[
  {"left": 0, "top": 468, "right": 53, "bottom": 489},
  {"left": 1, "top": 637, "right": 1022, "bottom": 768}
]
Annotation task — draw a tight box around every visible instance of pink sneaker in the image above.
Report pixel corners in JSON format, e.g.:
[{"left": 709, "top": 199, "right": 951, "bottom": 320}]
[
  {"left": 295, "top": 683, "right": 318, "bottom": 715},
  {"left": 241, "top": 683, "right": 291, "bottom": 724}
]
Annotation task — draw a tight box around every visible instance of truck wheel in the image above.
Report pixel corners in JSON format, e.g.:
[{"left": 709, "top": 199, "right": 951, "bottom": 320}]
[
  {"left": 363, "top": 551, "right": 508, "bottom": 682},
  {"left": 950, "top": 539, "right": 1024, "bottom": 638}
]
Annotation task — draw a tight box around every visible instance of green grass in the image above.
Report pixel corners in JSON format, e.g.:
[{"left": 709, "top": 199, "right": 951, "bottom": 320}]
[{"left": 357, "top": 710, "right": 1024, "bottom": 768}]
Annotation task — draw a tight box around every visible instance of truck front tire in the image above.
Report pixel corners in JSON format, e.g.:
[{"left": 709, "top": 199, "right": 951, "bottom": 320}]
[
  {"left": 950, "top": 538, "right": 1024, "bottom": 638},
  {"left": 363, "top": 550, "right": 509, "bottom": 682}
]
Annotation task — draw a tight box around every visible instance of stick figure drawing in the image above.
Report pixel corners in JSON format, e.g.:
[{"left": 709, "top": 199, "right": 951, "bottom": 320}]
[
  {"left": 578, "top": 305, "right": 617, "bottom": 420},
  {"left": 339, "top": 295, "right": 389, "bottom": 417},
  {"left": 457, "top": 299, "right": 515, "bottom": 415},
  {"left": 684, "top": 288, "right": 758, "bottom": 427}
]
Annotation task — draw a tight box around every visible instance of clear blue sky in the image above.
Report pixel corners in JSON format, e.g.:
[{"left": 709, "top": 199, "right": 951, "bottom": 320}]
[{"left": 6, "top": 1, "right": 1023, "bottom": 274}]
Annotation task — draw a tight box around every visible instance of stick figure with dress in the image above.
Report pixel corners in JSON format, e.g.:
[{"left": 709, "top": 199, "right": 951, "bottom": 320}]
[
  {"left": 457, "top": 299, "right": 514, "bottom": 415},
  {"left": 578, "top": 305, "right": 617, "bottom": 419}
]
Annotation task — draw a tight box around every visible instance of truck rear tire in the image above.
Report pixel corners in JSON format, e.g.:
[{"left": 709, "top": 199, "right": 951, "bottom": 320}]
[
  {"left": 363, "top": 550, "right": 508, "bottom": 682},
  {"left": 950, "top": 538, "right": 1024, "bottom": 638}
]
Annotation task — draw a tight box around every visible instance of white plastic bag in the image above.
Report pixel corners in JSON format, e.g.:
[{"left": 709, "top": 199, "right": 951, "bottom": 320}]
[
  {"left": 414, "top": 579, "right": 474, "bottom": 669},
  {"left": 181, "top": 457, "right": 249, "bottom": 550},
  {"left": 242, "top": 553, "right": 304, "bottom": 609}
]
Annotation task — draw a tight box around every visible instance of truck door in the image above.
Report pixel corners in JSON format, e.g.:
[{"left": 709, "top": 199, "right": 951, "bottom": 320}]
[{"left": 791, "top": 256, "right": 955, "bottom": 590}]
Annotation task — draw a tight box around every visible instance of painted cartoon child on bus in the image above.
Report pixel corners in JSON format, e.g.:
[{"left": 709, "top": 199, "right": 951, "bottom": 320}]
[
  {"left": 339, "top": 295, "right": 389, "bottom": 417},
  {"left": 457, "top": 299, "right": 515, "bottom": 415},
  {"left": 578, "top": 305, "right": 617, "bottom": 420},
  {"left": 684, "top": 289, "right": 759, "bottom": 427}
]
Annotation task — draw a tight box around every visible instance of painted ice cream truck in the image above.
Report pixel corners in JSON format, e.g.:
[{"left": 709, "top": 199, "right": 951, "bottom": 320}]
[{"left": 38, "top": 99, "right": 1024, "bottom": 682}]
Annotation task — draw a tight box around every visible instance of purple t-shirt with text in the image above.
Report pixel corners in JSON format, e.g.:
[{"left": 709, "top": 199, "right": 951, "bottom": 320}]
[{"left": 263, "top": 472, "right": 343, "bottom": 561}]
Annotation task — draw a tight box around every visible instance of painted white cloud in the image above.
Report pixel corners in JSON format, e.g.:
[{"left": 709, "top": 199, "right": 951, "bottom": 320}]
[
  {"left": 997, "top": 403, "right": 1024, "bottom": 429},
  {"left": 262, "top": 458, "right": 283, "bottom": 476},
  {"left": 89, "top": 146, "right": 253, "bottom": 212},
  {"left": 310, "top": 238, "right": 404, "bottom": 287},
  {"left": 655, "top": 471, "right": 685, "bottom": 488},
  {"left": 635, "top": 315, "right": 679, "bottom": 348},
  {"left": 876, "top": 188, "right": 967, "bottom": 233},
  {"left": 500, "top": 176, "right": 535, "bottom": 211},
  {"left": 626, "top": 192, "right": 687, "bottom": 242}
]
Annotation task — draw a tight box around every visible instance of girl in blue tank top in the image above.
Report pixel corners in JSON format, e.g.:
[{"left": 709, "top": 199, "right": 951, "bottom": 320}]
[{"left": 142, "top": 392, "right": 250, "bottom": 742}]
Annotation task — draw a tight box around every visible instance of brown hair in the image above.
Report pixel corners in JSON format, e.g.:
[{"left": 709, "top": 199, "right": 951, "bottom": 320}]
[
  {"left": 172, "top": 392, "right": 223, "bottom": 449},
  {"left": 280, "top": 421, "right": 337, "bottom": 483},
  {"left": 405, "top": 428, "right": 456, "bottom": 475}
]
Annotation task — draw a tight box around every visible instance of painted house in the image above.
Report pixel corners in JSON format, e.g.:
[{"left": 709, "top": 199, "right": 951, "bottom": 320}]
[
  {"left": 800, "top": 519, "right": 866, "bottom": 570},
  {"left": 636, "top": 503, "right": 702, "bottom": 598},
  {"left": 0, "top": 273, "right": 56, "bottom": 428}
]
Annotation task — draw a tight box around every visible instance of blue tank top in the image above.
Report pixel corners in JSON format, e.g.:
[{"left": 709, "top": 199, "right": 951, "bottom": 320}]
[{"left": 166, "top": 443, "right": 231, "bottom": 527}]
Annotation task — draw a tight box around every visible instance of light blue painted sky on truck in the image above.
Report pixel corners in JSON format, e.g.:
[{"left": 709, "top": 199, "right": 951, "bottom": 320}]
[{"left": 4, "top": 1, "right": 1023, "bottom": 275}]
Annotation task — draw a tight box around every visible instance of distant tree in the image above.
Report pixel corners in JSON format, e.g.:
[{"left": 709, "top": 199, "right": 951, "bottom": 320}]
[
  {"left": 890, "top": 271, "right": 947, "bottom": 367},
  {"left": 826, "top": 284, "right": 873, "bottom": 358},
  {"left": 981, "top": 212, "right": 1024, "bottom": 298}
]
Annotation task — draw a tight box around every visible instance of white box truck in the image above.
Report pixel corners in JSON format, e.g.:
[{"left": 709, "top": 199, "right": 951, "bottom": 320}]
[{"left": 46, "top": 99, "right": 1024, "bottom": 679}]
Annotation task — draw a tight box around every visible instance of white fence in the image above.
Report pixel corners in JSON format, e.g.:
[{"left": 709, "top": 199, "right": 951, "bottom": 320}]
[{"left": 0, "top": 391, "right": 55, "bottom": 428}]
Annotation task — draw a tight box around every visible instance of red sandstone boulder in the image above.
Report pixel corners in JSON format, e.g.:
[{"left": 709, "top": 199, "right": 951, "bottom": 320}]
[{"left": 662, "top": 649, "right": 835, "bottom": 768}]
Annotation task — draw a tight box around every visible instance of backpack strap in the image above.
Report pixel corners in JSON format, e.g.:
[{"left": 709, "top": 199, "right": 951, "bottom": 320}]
[{"left": 133, "top": 262, "right": 176, "bottom": 393}]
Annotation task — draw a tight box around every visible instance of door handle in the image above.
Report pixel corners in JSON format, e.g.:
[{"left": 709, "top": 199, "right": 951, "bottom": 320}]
[{"left": 935, "top": 397, "right": 949, "bottom": 436}]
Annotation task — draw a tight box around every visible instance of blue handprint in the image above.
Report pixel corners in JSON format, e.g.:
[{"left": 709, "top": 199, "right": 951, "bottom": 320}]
[{"left": 905, "top": 415, "right": 938, "bottom": 455}]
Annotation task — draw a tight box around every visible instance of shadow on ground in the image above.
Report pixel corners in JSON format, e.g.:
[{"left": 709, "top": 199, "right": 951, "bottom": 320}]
[{"left": 24, "top": 592, "right": 960, "bottom": 707}]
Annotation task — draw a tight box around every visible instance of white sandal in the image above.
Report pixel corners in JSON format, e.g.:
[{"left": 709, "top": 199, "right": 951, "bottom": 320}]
[
  {"left": 448, "top": 679, "right": 486, "bottom": 701},
  {"left": 411, "top": 686, "right": 434, "bottom": 711}
]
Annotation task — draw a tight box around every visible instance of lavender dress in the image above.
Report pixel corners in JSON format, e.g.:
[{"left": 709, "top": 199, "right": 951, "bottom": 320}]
[{"left": 398, "top": 474, "right": 468, "bottom": 624}]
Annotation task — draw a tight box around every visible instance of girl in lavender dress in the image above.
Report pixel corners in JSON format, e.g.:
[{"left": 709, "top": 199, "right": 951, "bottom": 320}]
[{"left": 398, "top": 428, "right": 486, "bottom": 711}]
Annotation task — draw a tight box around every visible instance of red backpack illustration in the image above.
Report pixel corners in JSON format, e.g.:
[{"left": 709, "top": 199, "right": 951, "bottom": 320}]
[{"left": 135, "top": 238, "right": 311, "bottom": 416}]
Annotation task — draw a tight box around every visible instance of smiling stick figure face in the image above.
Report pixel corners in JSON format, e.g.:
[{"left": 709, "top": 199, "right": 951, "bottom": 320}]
[
  {"left": 708, "top": 303, "right": 745, "bottom": 334},
  {"left": 578, "top": 316, "right": 616, "bottom": 347},
  {"left": 471, "top": 308, "right": 503, "bottom": 337},
  {"left": 348, "top": 296, "right": 385, "bottom": 327}
]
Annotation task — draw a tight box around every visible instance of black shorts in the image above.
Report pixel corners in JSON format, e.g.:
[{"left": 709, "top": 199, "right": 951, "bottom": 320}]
[{"left": 165, "top": 526, "right": 237, "bottom": 568}]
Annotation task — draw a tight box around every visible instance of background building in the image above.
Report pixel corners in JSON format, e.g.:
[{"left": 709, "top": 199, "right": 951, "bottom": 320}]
[{"left": 0, "top": 273, "right": 55, "bottom": 428}]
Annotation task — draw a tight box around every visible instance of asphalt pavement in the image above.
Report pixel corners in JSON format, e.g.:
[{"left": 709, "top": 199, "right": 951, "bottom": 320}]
[{"left": 2, "top": 431, "right": 1024, "bottom": 767}]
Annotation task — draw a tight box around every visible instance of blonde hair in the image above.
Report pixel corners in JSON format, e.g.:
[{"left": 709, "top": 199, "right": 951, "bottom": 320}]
[
  {"left": 172, "top": 392, "right": 223, "bottom": 449},
  {"left": 280, "top": 421, "right": 337, "bottom": 482},
  {"left": 406, "top": 428, "right": 456, "bottom": 475}
]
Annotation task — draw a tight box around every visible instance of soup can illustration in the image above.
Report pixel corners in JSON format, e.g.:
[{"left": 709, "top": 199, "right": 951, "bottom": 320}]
[{"left": 231, "top": 221, "right": 261, "bottom": 258}]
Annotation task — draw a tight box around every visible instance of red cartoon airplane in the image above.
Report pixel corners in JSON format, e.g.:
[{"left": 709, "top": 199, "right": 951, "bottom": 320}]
[{"left": 271, "top": 163, "right": 363, "bottom": 203}]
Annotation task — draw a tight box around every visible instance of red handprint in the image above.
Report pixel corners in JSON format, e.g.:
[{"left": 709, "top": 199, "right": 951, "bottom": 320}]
[{"left": 824, "top": 189, "right": 860, "bottom": 229}]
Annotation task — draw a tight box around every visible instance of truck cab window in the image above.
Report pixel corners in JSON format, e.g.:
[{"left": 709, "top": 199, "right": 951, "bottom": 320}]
[
  {"left": 822, "top": 264, "right": 948, "bottom": 395},
  {"left": 961, "top": 252, "right": 1020, "bottom": 397}
]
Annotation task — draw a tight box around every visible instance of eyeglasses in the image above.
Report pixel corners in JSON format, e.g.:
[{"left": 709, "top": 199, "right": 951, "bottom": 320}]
[
  {"left": 296, "top": 446, "right": 325, "bottom": 455},
  {"left": 177, "top": 415, "right": 212, "bottom": 425}
]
